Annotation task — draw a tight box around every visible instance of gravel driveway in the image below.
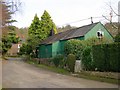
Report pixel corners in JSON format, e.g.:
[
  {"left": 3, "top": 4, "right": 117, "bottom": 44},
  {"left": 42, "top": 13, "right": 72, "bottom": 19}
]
[{"left": 2, "top": 58, "right": 118, "bottom": 88}]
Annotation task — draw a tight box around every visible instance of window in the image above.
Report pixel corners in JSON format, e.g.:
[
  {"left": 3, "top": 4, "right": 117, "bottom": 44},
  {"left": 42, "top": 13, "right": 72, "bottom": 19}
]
[{"left": 97, "top": 30, "right": 104, "bottom": 39}]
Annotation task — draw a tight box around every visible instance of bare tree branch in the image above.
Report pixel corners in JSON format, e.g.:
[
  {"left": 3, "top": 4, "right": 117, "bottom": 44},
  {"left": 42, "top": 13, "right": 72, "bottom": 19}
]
[
  {"left": 3, "top": 0, "right": 22, "bottom": 14},
  {"left": 109, "top": 5, "right": 120, "bottom": 17},
  {"left": 102, "top": 15, "right": 118, "bottom": 29}
]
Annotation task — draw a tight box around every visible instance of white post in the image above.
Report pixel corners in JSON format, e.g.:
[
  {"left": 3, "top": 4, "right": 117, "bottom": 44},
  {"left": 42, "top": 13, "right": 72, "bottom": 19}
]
[{"left": 75, "top": 60, "right": 82, "bottom": 72}]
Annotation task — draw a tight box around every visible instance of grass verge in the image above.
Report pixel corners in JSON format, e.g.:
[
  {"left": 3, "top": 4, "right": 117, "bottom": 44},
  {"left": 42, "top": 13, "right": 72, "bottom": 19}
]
[
  {"left": 75, "top": 72, "right": 119, "bottom": 84},
  {"left": 27, "top": 60, "right": 119, "bottom": 85},
  {"left": 27, "top": 60, "right": 70, "bottom": 75}
]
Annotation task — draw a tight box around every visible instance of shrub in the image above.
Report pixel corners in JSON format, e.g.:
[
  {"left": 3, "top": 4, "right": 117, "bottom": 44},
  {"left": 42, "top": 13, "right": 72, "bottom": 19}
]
[
  {"left": 59, "top": 57, "right": 67, "bottom": 68},
  {"left": 52, "top": 54, "right": 64, "bottom": 67},
  {"left": 19, "top": 43, "right": 32, "bottom": 55},
  {"left": 66, "top": 54, "right": 76, "bottom": 72},
  {"left": 65, "top": 39, "right": 86, "bottom": 60}
]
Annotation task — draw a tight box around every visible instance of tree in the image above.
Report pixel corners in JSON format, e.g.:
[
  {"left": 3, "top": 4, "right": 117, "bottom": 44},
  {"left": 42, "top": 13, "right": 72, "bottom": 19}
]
[
  {"left": 57, "top": 25, "right": 76, "bottom": 33},
  {"left": 1, "top": 0, "right": 21, "bottom": 55},
  {"left": 1, "top": 0, "right": 21, "bottom": 35},
  {"left": 19, "top": 43, "right": 32, "bottom": 55},
  {"left": 2, "top": 36, "right": 12, "bottom": 55},
  {"left": 7, "top": 26, "right": 20, "bottom": 44},
  {"left": 28, "top": 14, "right": 40, "bottom": 37},
  {"left": 102, "top": 1, "right": 119, "bottom": 32},
  {"left": 27, "top": 14, "right": 41, "bottom": 56},
  {"left": 40, "top": 10, "right": 57, "bottom": 37},
  {"left": 20, "top": 10, "right": 57, "bottom": 56},
  {"left": 29, "top": 10, "right": 57, "bottom": 41},
  {"left": 28, "top": 10, "right": 57, "bottom": 40},
  {"left": 2, "top": 26, "right": 20, "bottom": 55},
  {"left": 1, "top": 1, "right": 12, "bottom": 35}
]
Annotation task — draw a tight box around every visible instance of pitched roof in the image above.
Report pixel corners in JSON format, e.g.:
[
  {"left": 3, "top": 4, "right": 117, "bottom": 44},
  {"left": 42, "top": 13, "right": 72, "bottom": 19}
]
[{"left": 41, "top": 22, "right": 99, "bottom": 45}]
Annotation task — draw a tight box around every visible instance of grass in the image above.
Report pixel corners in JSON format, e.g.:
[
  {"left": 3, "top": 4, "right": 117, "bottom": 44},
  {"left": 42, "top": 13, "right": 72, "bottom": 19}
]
[
  {"left": 27, "top": 59, "right": 119, "bottom": 85},
  {"left": 75, "top": 72, "right": 119, "bottom": 84},
  {"left": 38, "top": 64, "right": 70, "bottom": 75},
  {"left": 6, "top": 55, "right": 21, "bottom": 58},
  {"left": 27, "top": 60, "right": 70, "bottom": 75},
  {"left": 1, "top": 56, "right": 8, "bottom": 60}
]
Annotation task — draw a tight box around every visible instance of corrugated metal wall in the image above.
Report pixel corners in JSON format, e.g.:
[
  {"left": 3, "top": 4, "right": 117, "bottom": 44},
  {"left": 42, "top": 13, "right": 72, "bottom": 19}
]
[{"left": 38, "top": 44, "right": 52, "bottom": 58}]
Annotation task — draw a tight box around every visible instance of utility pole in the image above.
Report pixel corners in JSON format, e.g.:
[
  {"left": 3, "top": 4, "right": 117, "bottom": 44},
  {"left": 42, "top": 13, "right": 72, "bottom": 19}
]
[{"left": 109, "top": 10, "right": 113, "bottom": 23}]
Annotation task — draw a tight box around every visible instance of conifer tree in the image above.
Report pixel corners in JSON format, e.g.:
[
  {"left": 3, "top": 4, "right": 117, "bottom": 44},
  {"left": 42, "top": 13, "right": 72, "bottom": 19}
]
[
  {"left": 28, "top": 14, "right": 40, "bottom": 37},
  {"left": 21, "top": 10, "right": 57, "bottom": 56},
  {"left": 1, "top": 1, "right": 21, "bottom": 55},
  {"left": 28, "top": 10, "right": 57, "bottom": 41},
  {"left": 40, "top": 10, "right": 57, "bottom": 38}
]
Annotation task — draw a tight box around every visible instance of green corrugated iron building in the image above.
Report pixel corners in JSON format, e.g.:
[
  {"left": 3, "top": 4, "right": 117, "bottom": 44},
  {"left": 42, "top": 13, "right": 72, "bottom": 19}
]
[{"left": 37, "top": 22, "right": 113, "bottom": 58}]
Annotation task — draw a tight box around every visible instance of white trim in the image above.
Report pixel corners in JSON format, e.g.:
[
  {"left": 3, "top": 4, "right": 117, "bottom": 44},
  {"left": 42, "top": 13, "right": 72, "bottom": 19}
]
[{"left": 96, "top": 29, "right": 104, "bottom": 38}]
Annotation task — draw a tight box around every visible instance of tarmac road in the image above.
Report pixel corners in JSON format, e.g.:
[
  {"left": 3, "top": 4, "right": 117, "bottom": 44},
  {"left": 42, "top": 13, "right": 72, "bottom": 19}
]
[{"left": 2, "top": 58, "right": 119, "bottom": 88}]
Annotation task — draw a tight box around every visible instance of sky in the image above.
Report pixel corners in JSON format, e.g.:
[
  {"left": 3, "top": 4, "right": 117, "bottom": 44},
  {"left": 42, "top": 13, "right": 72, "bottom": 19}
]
[{"left": 12, "top": 0, "right": 119, "bottom": 28}]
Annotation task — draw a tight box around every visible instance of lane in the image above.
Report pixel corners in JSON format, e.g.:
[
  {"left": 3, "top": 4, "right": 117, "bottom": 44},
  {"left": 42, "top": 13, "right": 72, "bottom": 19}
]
[{"left": 2, "top": 58, "right": 118, "bottom": 88}]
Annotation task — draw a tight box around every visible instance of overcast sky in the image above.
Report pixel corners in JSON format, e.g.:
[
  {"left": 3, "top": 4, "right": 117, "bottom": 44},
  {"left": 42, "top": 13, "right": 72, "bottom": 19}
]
[{"left": 12, "top": 0, "right": 119, "bottom": 28}]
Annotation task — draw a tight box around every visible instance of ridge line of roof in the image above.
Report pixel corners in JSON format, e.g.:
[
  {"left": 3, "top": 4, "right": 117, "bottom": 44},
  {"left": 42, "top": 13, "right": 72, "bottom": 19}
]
[
  {"left": 57, "top": 22, "right": 99, "bottom": 35},
  {"left": 83, "top": 22, "right": 100, "bottom": 35},
  {"left": 40, "top": 22, "right": 100, "bottom": 44}
]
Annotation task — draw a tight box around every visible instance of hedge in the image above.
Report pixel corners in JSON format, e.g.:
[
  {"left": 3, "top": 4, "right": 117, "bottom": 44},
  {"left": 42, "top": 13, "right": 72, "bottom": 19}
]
[
  {"left": 64, "top": 38, "right": 117, "bottom": 72},
  {"left": 64, "top": 38, "right": 112, "bottom": 60},
  {"left": 82, "top": 46, "right": 95, "bottom": 71},
  {"left": 92, "top": 43, "right": 120, "bottom": 72}
]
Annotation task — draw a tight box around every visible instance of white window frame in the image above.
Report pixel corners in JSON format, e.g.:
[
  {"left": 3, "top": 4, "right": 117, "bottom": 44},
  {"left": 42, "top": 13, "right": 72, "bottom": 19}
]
[{"left": 96, "top": 29, "right": 104, "bottom": 39}]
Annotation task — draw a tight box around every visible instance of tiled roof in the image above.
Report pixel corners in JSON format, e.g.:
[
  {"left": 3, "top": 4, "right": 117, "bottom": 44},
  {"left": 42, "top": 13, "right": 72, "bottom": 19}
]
[{"left": 41, "top": 22, "right": 99, "bottom": 44}]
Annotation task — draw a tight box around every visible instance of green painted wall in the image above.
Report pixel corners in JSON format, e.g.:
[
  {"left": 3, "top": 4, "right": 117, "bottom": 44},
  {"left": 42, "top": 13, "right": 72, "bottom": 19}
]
[
  {"left": 85, "top": 22, "right": 113, "bottom": 40},
  {"left": 59, "top": 37, "right": 84, "bottom": 56},
  {"left": 38, "top": 44, "right": 52, "bottom": 58},
  {"left": 46, "top": 44, "right": 52, "bottom": 58},
  {"left": 75, "top": 36, "right": 84, "bottom": 40},
  {"left": 38, "top": 37, "right": 85, "bottom": 58},
  {"left": 60, "top": 40, "right": 67, "bottom": 55},
  {"left": 38, "top": 45, "right": 45, "bottom": 58},
  {"left": 38, "top": 22, "right": 113, "bottom": 58},
  {"left": 52, "top": 41, "right": 61, "bottom": 57}
]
